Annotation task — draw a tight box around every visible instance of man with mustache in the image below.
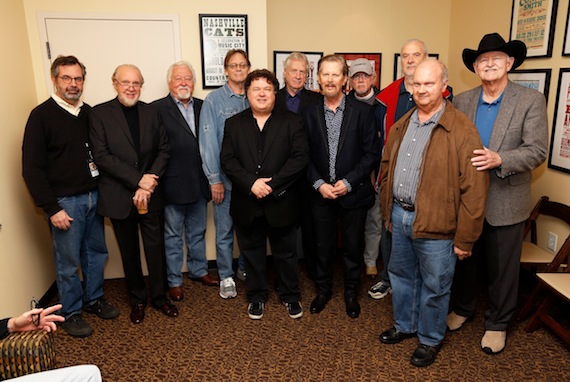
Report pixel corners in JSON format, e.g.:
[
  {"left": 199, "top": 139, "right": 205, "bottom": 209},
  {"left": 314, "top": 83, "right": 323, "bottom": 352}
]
[
  {"left": 90, "top": 64, "right": 178, "bottom": 324},
  {"left": 152, "top": 61, "right": 218, "bottom": 303},
  {"left": 22, "top": 55, "right": 119, "bottom": 337},
  {"left": 304, "top": 54, "right": 380, "bottom": 318},
  {"left": 448, "top": 33, "right": 548, "bottom": 355},
  {"left": 368, "top": 39, "right": 453, "bottom": 301}
]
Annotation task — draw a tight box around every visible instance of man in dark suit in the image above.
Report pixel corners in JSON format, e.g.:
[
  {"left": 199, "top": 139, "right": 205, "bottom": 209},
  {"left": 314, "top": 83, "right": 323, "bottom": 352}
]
[
  {"left": 221, "top": 69, "right": 309, "bottom": 320},
  {"left": 152, "top": 61, "right": 218, "bottom": 303},
  {"left": 275, "top": 52, "right": 322, "bottom": 280},
  {"left": 89, "top": 64, "right": 178, "bottom": 324},
  {"left": 448, "top": 33, "right": 548, "bottom": 354},
  {"left": 304, "top": 54, "right": 380, "bottom": 318}
]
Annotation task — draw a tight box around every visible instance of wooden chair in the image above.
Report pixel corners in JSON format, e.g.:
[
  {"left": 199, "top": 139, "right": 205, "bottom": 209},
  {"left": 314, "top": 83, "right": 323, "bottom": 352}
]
[
  {"left": 525, "top": 254, "right": 570, "bottom": 344},
  {"left": 517, "top": 196, "right": 570, "bottom": 320}
]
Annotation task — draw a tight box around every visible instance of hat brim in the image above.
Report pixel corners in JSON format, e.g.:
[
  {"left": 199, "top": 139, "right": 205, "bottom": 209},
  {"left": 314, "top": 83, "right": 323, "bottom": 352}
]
[{"left": 462, "top": 40, "right": 527, "bottom": 72}]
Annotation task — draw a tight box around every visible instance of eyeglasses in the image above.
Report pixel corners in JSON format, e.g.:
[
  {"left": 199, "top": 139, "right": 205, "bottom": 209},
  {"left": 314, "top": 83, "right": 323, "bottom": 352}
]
[
  {"left": 30, "top": 298, "right": 40, "bottom": 326},
  {"left": 476, "top": 55, "right": 508, "bottom": 66},
  {"left": 352, "top": 73, "right": 371, "bottom": 80},
  {"left": 227, "top": 63, "right": 250, "bottom": 70},
  {"left": 58, "top": 75, "right": 84, "bottom": 84},
  {"left": 114, "top": 80, "right": 143, "bottom": 89}
]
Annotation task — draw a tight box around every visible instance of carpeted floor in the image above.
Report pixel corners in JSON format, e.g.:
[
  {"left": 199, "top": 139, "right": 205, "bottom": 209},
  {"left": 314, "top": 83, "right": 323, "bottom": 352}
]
[{"left": 51, "top": 263, "right": 569, "bottom": 381}]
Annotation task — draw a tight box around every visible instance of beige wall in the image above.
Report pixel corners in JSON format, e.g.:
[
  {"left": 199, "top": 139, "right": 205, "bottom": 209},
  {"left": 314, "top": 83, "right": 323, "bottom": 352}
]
[
  {"left": 2, "top": 0, "right": 569, "bottom": 316},
  {"left": 267, "top": 0, "right": 453, "bottom": 90},
  {"left": 0, "top": 0, "right": 56, "bottom": 317}
]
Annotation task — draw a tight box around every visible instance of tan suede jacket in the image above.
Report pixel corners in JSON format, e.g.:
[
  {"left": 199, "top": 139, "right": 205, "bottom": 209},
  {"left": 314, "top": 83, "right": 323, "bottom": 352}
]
[{"left": 380, "top": 101, "right": 489, "bottom": 251}]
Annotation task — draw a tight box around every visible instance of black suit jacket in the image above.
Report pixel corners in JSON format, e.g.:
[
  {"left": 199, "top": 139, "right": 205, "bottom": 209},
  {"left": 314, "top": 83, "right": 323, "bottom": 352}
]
[
  {"left": 220, "top": 107, "right": 309, "bottom": 228},
  {"left": 89, "top": 98, "right": 170, "bottom": 219},
  {"left": 275, "top": 87, "right": 322, "bottom": 116},
  {"left": 151, "top": 95, "right": 210, "bottom": 204},
  {"left": 304, "top": 95, "right": 380, "bottom": 209}
]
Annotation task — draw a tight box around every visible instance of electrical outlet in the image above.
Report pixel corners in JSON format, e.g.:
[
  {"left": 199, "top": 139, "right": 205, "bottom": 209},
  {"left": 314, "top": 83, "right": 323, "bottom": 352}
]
[{"left": 547, "top": 232, "right": 558, "bottom": 251}]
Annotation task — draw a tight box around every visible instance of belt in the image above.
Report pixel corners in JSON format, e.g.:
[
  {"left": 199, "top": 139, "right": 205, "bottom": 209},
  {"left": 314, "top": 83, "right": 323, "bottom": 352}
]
[{"left": 394, "top": 199, "right": 415, "bottom": 212}]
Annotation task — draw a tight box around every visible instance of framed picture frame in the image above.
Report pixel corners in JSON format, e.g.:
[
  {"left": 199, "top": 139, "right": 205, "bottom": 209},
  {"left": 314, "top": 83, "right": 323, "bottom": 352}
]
[
  {"left": 510, "top": 0, "right": 558, "bottom": 58},
  {"left": 549, "top": 68, "right": 570, "bottom": 174},
  {"left": 393, "top": 53, "right": 438, "bottom": 81},
  {"left": 508, "top": 68, "right": 552, "bottom": 101},
  {"left": 273, "top": 51, "right": 323, "bottom": 91},
  {"left": 563, "top": 2, "right": 570, "bottom": 55},
  {"left": 335, "top": 53, "right": 382, "bottom": 91},
  {"left": 199, "top": 14, "right": 248, "bottom": 89}
]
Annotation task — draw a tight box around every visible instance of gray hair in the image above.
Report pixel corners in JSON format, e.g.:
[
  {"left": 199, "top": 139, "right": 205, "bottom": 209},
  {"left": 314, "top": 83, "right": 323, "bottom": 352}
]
[
  {"left": 111, "top": 64, "right": 144, "bottom": 85},
  {"left": 166, "top": 61, "right": 196, "bottom": 83},
  {"left": 284, "top": 52, "right": 310, "bottom": 73}
]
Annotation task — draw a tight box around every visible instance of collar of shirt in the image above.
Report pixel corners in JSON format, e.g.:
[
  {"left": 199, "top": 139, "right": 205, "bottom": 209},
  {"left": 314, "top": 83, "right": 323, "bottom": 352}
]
[
  {"left": 324, "top": 94, "right": 346, "bottom": 114},
  {"left": 399, "top": 81, "right": 412, "bottom": 97},
  {"left": 171, "top": 94, "right": 194, "bottom": 109},
  {"left": 410, "top": 100, "right": 446, "bottom": 128},
  {"left": 51, "top": 93, "right": 83, "bottom": 116},
  {"left": 478, "top": 90, "right": 504, "bottom": 107}
]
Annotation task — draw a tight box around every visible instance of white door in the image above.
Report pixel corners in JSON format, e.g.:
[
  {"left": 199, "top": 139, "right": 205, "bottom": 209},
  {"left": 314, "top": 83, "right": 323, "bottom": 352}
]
[{"left": 37, "top": 13, "right": 181, "bottom": 105}]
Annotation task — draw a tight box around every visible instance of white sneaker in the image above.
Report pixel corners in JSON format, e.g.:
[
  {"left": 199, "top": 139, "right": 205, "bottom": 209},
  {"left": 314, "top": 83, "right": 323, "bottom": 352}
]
[
  {"left": 367, "top": 281, "right": 392, "bottom": 300},
  {"left": 219, "top": 277, "right": 237, "bottom": 299}
]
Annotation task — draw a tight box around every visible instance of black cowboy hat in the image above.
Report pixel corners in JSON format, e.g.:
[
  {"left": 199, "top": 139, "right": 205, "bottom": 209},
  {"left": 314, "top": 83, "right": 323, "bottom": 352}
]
[{"left": 462, "top": 33, "right": 527, "bottom": 72}]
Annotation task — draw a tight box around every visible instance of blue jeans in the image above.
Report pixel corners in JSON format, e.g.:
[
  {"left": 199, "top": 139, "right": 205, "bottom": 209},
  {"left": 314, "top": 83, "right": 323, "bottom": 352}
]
[
  {"left": 50, "top": 190, "right": 108, "bottom": 318},
  {"left": 212, "top": 189, "right": 244, "bottom": 279},
  {"left": 388, "top": 203, "right": 456, "bottom": 347},
  {"left": 164, "top": 197, "right": 208, "bottom": 287}
]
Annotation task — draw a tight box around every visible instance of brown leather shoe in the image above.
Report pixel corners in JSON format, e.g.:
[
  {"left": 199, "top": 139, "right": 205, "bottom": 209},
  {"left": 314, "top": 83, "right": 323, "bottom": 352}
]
[
  {"left": 158, "top": 300, "right": 179, "bottom": 317},
  {"left": 130, "top": 304, "right": 145, "bottom": 324},
  {"left": 169, "top": 286, "right": 184, "bottom": 301},
  {"left": 191, "top": 273, "right": 219, "bottom": 287}
]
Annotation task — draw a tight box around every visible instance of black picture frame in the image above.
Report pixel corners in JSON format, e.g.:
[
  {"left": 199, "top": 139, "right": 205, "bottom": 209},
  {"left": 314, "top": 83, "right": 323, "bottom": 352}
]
[
  {"left": 510, "top": 0, "right": 558, "bottom": 58},
  {"left": 549, "top": 68, "right": 570, "bottom": 174},
  {"left": 393, "top": 53, "right": 438, "bottom": 81},
  {"left": 199, "top": 14, "right": 248, "bottom": 89},
  {"left": 563, "top": 2, "right": 570, "bottom": 55},
  {"left": 508, "top": 68, "right": 552, "bottom": 101},
  {"left": 273, "top": 51, "right": 323, "bottom": 91}
]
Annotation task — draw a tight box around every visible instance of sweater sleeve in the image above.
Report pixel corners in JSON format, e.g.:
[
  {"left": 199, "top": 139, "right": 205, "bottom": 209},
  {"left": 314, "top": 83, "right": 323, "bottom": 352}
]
[{"left": 0, "top": 318, "right": 9, "bottom": 340}]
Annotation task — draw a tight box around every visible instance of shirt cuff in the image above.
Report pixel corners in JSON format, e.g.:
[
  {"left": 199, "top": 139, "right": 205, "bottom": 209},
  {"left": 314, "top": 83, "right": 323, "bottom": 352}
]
[
  {"left": 342, "top": 178, "right": 352, "bottom": 192},
  {"left": 313, "top": 179, "right": 325, "bottom": 190}
]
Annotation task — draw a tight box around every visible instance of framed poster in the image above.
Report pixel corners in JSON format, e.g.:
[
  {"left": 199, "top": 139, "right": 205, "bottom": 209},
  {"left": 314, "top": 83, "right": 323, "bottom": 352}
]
[
  {"left": 510, "top": 0, "right": 558, "bottom": 58},
  {"left": 199, "top": 14, "right": 248, "bottom": 88},
  {"left": 563, "top": 2, "right": 570, "bottom": 55},
  {"left": 273, "top": 51, "right": 323, "bottom": 91},
  {"left": 549, "top": 68, "right": 570, "bottom": 174},
  {"left": 335, "top": 53, "right": 382, "bottom": 91},
  {"left": 393, "top": 53, "right": 438, "bottom": 80},
  {"left": 508, "top": 68, "right": 552, "bottom": 101}
]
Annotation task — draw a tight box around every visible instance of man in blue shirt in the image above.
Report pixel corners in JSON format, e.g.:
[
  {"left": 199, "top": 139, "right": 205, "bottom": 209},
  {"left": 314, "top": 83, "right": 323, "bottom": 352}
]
[{"left": 199, "top": 50, "right": 250, "bottom": 299}]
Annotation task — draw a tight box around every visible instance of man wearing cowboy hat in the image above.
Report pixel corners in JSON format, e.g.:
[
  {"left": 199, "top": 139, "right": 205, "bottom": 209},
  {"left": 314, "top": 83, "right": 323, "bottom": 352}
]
[{"left": 448, "top": 33, "right": 548, "bottom": 354}]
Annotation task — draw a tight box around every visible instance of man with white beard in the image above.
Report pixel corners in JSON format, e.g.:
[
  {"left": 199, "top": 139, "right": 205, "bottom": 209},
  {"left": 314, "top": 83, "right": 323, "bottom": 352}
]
[{"left": 152, "top": 61, "right": 218, "bottom": 303}]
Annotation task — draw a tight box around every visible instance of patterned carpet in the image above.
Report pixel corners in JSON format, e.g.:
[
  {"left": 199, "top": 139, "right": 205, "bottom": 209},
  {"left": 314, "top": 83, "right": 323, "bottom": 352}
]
[{"left": 51, "top": 263, "right": 569, "bottom": 382}]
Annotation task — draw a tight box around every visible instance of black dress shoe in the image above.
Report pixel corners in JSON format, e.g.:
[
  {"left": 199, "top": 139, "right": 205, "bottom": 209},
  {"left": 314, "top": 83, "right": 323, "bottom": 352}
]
[
  {"left": 379, "top": 326, "right": 417, "bottom": 344},
  {"left": 130, "top": 304, "right": 145, "bottom": 324},
  {"left": 411, "top": 344, "right": 440, "bottom": 367},
  {"left": 310, "top": 294, "right": 330, "bottom": 314},
  {"left": 157, "top": 300, "right": 179, "bottom": 317},
  {"left": 345, "top": 297, "right": 360, "bottom": 318}
]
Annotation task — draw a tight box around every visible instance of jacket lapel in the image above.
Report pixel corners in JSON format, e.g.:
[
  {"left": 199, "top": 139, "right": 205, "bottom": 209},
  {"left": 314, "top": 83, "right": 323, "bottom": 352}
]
[
  {"left": 110, "top": 99, "right": 135, "bottom": 150},
  {"left": 337, "top": 98, "right": 352, "bottom": 155},
  {"left": 167, "top": 96, "right": 194, "bottom": 137},
  {"left": 315, "top": 101, "right": 330, "bottom": 158}
]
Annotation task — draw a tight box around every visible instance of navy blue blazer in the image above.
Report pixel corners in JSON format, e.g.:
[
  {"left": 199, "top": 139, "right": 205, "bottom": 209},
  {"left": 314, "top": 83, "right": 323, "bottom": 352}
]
[
  {"left": 152, "top": 95, "right": 210, "bottom": 204},
  {"left": 304, "top": 95, "right": 380, "bottom": 209}
]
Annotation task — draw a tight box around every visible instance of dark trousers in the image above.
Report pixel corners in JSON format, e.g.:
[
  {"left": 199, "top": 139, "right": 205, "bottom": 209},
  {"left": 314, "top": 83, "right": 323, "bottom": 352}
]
[
  {"left": 111, "top": 207, "right": 168, "bottom": 307},
  {"left": 312, "top": 200, "right": 367, "bottom": 298},
  {"left": 379, "top": 223, "right": 392, "bottom": 285},
  {"left": 451, "top": 219, "right": 525, "bottom": 330},
  {"left": 300, "top": 187, "right": 316, "bottom": 279},
  {"left": 235, "top": 216, "right": 300, "bottom": 304}
]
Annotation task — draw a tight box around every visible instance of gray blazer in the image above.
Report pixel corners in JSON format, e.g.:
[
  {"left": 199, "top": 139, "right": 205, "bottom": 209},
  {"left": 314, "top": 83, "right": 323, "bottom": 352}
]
[{"left": 453, "top": 80, "right": 548, "bottom": 226}]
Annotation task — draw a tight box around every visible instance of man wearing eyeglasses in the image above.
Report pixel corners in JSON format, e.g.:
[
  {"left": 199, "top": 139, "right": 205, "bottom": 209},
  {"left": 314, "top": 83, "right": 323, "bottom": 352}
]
[
  {"left": 22, "top": 55, "right": 119, "bottom": 338},
  {"left": 90, "top": 64, "right": 178, "bottom": 325},
  {"left": 199, "top": 49, "right": 251, "bottom": 299}
]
